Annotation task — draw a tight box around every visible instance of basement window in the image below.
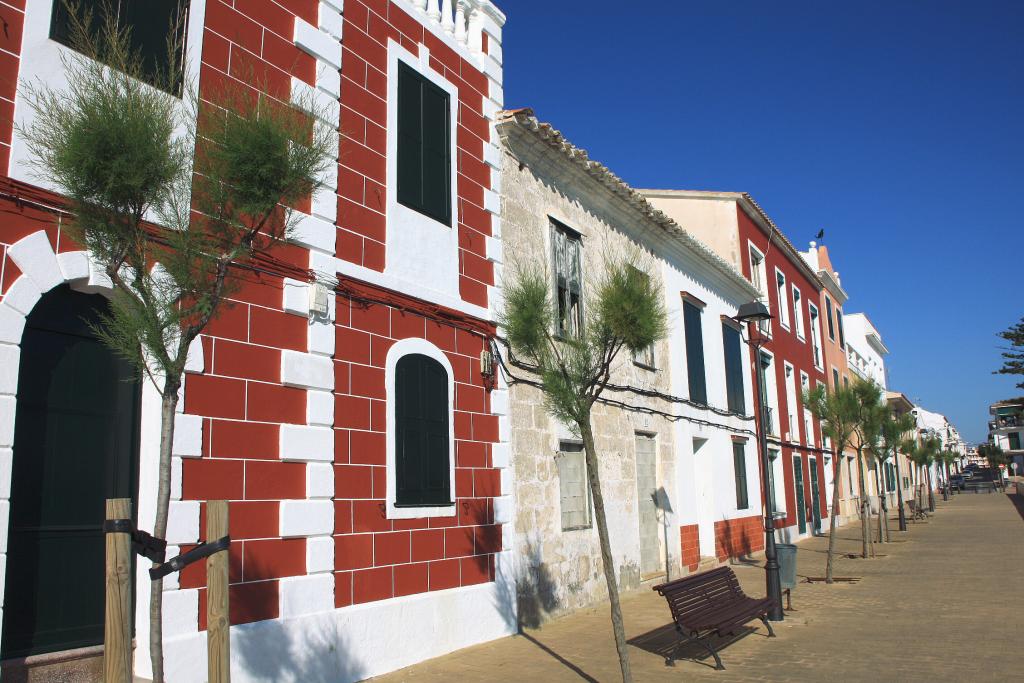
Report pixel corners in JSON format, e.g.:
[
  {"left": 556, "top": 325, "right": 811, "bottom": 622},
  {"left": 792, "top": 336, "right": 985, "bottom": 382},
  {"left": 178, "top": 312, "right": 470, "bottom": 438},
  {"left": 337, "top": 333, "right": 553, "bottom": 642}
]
[{"left": 556, "top": 442, "right": 591, "bottom": 531}]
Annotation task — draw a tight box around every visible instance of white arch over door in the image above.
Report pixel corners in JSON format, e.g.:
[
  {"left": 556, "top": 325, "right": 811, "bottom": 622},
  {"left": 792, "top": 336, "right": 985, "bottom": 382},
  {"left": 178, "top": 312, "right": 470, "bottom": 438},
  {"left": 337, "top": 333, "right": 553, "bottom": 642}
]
[{"left": 0, "top": 230, "right": 205, "bottom": 669}]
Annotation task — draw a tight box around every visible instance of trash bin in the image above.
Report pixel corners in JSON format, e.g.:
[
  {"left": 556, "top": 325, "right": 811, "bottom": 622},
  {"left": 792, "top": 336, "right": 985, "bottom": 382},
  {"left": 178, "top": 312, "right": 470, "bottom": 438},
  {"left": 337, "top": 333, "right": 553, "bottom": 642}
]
[{"left": 776, "top": 543, "right": 798, "bottom": 591}]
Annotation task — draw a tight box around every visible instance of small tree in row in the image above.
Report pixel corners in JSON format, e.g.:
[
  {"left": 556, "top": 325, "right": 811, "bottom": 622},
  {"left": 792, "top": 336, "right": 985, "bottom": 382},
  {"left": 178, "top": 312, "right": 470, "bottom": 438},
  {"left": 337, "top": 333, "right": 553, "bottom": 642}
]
[
  {"left": 502, "top": 256, "right": 666, "bottom": 683},
  {"left": 19, "top": 8, "right": 333, "bottom": 680}
]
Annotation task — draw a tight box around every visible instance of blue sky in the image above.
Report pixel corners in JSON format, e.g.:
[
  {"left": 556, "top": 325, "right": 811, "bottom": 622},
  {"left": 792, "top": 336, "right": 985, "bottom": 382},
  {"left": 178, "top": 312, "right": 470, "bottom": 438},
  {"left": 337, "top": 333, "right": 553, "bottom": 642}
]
[{"left": 500, "top": 0, "right": 1023, "bottom": 442}]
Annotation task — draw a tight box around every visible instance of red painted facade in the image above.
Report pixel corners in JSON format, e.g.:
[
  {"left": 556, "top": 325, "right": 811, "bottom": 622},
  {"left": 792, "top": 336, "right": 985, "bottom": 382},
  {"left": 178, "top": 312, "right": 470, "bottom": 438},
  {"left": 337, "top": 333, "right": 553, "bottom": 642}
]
[
  {"left": 735, "top": 206, "right": 829, "bottom": 533},
  {"left": 0, "top": 0, "right": 504, "bottom": 648},
  {"left": 713, "top": 515, "right": 764, "bottom": 562}
]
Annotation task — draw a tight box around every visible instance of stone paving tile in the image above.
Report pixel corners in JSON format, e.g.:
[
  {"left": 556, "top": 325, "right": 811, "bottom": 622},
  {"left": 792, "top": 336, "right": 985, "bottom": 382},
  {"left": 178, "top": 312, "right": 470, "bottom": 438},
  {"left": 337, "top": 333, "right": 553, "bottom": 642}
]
[{"left": 370, "top": 492, "right": 1024, "bottom": 682}]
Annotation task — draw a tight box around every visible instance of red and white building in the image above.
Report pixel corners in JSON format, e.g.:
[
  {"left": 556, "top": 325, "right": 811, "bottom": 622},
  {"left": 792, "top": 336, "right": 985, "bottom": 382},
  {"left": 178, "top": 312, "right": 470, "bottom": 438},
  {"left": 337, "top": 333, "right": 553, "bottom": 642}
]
[
  {"left": 0, "top": 1, "right": 511, "bottom": 680},
  {"left": 640, "top": 191, "right": 830, "bottom": 542}
]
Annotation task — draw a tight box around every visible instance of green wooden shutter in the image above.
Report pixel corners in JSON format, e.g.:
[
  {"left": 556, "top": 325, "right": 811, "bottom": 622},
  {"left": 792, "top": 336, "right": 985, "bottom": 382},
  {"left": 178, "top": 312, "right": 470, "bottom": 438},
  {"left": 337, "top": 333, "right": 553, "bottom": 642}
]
[
  {"left": 733, "top": 442, "right": 749, "bottom": 509},
  {"left": 395, "top": 354, "right": 451, "bottom": 506},
  {"left": 722, "top": 322, "right": 745, "bottom": 413},
  {"left": 49, "top": 1, "right": 188, "bottom": 94},
  {"left": 683, "top": 301, "right": 707, "bottom": 405},
  {"left": 396, "top": 62, "right": 451, "bottom": 225}
]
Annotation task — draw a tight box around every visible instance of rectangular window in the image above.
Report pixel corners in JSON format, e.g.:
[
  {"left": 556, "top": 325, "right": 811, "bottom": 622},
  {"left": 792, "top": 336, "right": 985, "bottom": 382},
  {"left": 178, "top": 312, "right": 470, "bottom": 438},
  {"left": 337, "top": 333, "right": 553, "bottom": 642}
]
[
  {"left": 847, "top": 457, "right": 855, "bottom": 496},
  {"left": 836, "top": 308, "right": 846, "bottom": 349},
  {"left": 809, "top": 304, "right": 822, "bottom": 368},
  {"left": 556, "top": 442, "right": 590, "bottom": 530},
  {"left": 50, "top": 0, "right": 189, "bottom": 94},
  {"left": 824, "top": 296, "right": 836, "bottom": 340},
  {"left": 631, "top": 269, "right": 656, "bottom": 369},
  {"left": 800, "top": 372, "right": 814, "bottom": 447},
  {"left": 722, "top": 322, "right": 746, "bottom": 414},
  {"left": 683, "top": 300, "right": 707, "bottom": 405},
  {"left": 749, "top": 246, "right": 765, "bottom": 294},
  {"left": 792, "top": 287, "right": 804, "bottom": 339},
  {"left": 552, "top": 220, "right": 583, "bottom": 338},
  {"left": 733, "top": 442, "right": 749, "bottom": 509},
  {"left": 775, "top": 270, "right": 790, "bottom": 329},
  {"left": 1010, "top": 432, "right": 1022, "bottom": 450},
  {"left": 784, "top": 363, "right": 798, "bottom": 439},
  {"left": 397, "top": 62, "right": 452, "bottom": 225},
  {"left": 832, "top": 368, "right": 840, "bottom": 390},
  {"left": 749, "top": 246, "right": 770, "bottom": 335}
]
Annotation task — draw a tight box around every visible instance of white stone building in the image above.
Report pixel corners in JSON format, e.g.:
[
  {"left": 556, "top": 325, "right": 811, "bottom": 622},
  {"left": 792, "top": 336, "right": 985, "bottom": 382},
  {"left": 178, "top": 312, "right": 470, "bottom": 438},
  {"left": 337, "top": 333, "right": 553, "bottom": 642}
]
[{"left": 496, "top": 110, "right": 763, "bottom": 624}]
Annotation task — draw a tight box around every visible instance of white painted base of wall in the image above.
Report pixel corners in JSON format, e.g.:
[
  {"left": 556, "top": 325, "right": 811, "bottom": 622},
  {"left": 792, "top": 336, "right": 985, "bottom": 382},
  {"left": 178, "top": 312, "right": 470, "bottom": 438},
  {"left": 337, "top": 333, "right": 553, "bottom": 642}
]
[{"left": 160, "top": 582, "right": 516, "bottom": 682}]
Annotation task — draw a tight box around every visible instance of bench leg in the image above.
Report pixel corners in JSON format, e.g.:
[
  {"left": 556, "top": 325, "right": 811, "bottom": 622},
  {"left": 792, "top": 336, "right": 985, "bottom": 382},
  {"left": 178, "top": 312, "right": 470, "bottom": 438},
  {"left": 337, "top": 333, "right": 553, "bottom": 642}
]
[
  {"left": 668, "top": 631, "right": 724, "bottom": 671},
  {"left": 759, "top": 614, "right": 776, "bottom": 638}
]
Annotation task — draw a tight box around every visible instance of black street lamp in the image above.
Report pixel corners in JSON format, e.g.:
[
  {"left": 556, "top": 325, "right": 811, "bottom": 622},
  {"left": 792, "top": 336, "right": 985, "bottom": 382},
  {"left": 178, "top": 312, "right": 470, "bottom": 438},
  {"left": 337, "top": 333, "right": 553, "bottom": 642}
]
[
  {"left": 734, "top": 301, "right": 784, "bottom": 622},
  {"left": 894, "top": 443, "right": 908, "bottom": 532}
]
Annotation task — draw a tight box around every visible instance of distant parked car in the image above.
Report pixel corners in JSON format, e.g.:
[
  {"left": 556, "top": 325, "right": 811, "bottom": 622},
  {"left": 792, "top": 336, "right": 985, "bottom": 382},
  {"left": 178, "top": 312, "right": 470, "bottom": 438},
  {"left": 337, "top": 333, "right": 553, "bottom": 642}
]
[
  {"left": 963, "top": 470, "right": 974, "bottom": 480},
  {"left": 951, "top": 475, "right": 965, "bottom": 487}
]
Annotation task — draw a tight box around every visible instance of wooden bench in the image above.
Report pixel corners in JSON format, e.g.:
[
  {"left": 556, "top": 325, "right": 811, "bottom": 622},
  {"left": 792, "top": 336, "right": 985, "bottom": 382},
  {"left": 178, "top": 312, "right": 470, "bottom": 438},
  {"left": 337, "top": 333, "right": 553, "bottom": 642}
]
[
  {"left": 652, "top": 566, "right": 776, "bottom": 670},
  {"left": 907, "top": 500, "right": 930, "bottom": 520}
]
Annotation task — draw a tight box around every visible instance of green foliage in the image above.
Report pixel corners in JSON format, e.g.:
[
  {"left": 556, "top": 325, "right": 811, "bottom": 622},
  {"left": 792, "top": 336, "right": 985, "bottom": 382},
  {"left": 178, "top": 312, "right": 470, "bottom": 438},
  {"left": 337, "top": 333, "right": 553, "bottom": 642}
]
[
  {"left": 592, "top": 263, "right": 667, "bottom": 356},
  {"left": 803, "top": 377, "right": 885, "bottom": 456},
  {"left": 501, "top": 255, "right": 667, "bottom": 429},
  {"left": 18, "top": 8, "right": 333, "bottom": 385},
  {"left": 979, "top": 443, "right": 1007, "bottom": 469},
  {"left": 996, "top": 316, "right": 1024, "bottom": 390},
  {"left": 868, "top": 409, "right": 916, "bottom": 464}
]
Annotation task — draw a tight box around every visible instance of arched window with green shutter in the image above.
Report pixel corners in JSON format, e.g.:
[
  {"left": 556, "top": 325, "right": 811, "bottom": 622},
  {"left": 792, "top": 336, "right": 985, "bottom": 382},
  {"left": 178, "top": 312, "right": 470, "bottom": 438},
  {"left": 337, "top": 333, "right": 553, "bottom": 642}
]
[{"left": 394, "top": 353, "right": 452, "bottom": 507}]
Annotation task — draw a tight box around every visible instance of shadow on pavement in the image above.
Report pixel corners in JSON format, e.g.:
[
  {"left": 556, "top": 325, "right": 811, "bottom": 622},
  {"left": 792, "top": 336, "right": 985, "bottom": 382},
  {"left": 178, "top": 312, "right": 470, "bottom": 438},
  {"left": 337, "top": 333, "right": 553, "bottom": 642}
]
[
  {"left": 519, "top": 632, "right": 599, "bottom": 682},
  {"left": 627, "top": 623, "right": 759, "bottom": 670},
  {"left": 1006, "top": 493, "right": 1024, "bottom": 522}
]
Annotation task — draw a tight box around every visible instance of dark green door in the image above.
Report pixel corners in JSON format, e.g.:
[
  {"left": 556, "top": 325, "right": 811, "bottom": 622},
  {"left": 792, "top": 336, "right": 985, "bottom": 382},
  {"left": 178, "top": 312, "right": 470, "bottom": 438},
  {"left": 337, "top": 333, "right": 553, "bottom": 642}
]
[
  {"left": 1, "top": 286, "right": 140, "bottom": 659},
  {"left": 809, "top": 457, "right": 822, "bottom": 533},
  {"left": 793, "top": 455, "right": 807, "bottom": 534}
]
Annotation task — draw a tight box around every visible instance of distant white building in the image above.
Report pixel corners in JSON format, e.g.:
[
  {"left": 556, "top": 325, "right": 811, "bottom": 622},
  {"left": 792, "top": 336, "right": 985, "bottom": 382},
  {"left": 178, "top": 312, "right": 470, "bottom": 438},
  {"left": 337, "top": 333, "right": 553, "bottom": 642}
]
[{"left": 844, "top": 313, "right": 888, "bottom": 388}]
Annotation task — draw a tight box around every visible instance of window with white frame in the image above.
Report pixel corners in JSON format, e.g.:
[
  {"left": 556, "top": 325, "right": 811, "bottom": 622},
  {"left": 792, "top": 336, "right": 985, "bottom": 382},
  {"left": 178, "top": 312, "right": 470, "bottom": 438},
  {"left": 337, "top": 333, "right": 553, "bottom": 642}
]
[
  {"left": 386, "top": 339, "right": 456, "bottom": 519},
  {"left": 808, "top": 303, "right": 823, "bottom": 369},
  {"left": 749, "top": 245, "right": 770, "bottom": 335},
  {"left": 397, "top": 61, "right": 452, "bottom": 225},
  {"left": 784, "top": 363, "right": 797, "bottom": 439},
  {"left": 824, "top": 295, "right": 836, "bottom": 341},
  {"left": 760, "top": 350, "right": 780, "bottom": 437},
  {"left": 630, "top": 267, "right": 656, "bottom": 369},
  {"left": 556, "top": 441, "right": 591, "bottom": 530},
  {"left": 552, "top": 219, "right": 583, "bottom": 338},
  {"left": 749, "top": 245, "right": 766, "bottom": 294},
  {"left": 51, "top": 0, "right": 190, "bottom": 94},
  {"left": 792, "top": 286, "right": 804, "bottom": 339},
  {"left": 775, "top": 269, "right": 790, "bottom": 329},
  {"left": 818, "top": 379, "right": 830, "bottom": 450},
  {"left": 800, "top": 371, "right": 814, "bottom": 447}
]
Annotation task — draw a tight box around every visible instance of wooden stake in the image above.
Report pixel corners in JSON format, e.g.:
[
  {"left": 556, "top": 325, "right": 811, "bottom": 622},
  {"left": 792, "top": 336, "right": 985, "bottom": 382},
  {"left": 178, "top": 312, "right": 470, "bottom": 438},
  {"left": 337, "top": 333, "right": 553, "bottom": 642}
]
[
  {"left": 104, "top": 498, "right": 132, "bottom": 683},
  {"left": 207, "top": 500, "right": 230, "bottom": 682}
]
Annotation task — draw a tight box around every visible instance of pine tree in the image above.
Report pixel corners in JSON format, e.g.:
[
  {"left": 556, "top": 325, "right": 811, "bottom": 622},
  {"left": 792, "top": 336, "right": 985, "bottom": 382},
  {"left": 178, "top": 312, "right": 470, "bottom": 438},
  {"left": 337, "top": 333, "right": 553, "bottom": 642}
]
[
  {"left": 17, "top": 6, "right": 332, "bottom": 680},
  {"left": 996, "top": 316, "right": 1024, "bottom": 389},
  {"left": 501, "top": 256, "right": 667, "bottom": 683}
]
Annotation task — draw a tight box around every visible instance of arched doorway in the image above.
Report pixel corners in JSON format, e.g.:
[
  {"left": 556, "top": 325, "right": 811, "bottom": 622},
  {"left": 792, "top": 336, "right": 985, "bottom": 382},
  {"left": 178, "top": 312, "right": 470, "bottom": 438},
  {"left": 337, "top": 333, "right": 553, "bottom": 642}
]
[{"left": 1, "top": 285, "right": 140, "bottom": 659}]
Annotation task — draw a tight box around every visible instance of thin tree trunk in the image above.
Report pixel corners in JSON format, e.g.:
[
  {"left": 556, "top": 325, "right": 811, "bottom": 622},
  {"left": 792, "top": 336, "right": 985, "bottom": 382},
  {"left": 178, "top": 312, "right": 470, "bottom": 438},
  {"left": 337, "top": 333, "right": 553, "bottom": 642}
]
[
  {"left": 927, "top": 467, "right": 935, "bottom": 512},
  {"left": 855, "top": 448, "right": 871, "bottom": 558},
  {"left": 825, "top": 450, "right": 844, "bottom": 583},
  {"left": 873, "top": 465, "right": 886, "bottom": 543},
  {"left": 150, "top": 384, "right": 180, "bottom": 683},
  {"left": 580, "top": 420, "right": 632, "bottom": 683}
]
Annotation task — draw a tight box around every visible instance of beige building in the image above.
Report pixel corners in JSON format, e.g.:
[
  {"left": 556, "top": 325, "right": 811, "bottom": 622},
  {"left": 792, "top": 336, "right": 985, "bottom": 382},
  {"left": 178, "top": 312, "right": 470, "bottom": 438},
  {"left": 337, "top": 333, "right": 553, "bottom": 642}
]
[{"left": 497, "top": 110, "right": 763, "bottom": 624}]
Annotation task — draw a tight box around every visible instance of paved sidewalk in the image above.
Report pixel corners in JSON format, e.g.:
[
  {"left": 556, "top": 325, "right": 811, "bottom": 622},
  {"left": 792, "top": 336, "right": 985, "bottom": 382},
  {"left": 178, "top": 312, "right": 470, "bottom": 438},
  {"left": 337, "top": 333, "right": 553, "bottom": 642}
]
[{"left": 371, "top": 492, "right": 1024, "bottom": 682}]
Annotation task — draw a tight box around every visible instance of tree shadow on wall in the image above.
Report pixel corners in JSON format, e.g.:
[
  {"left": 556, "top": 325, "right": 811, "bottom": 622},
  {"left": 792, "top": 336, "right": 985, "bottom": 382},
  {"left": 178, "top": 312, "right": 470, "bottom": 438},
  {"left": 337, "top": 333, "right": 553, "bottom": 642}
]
[{"left": 225, "top": 556, "right": 366, "bottom": 683}]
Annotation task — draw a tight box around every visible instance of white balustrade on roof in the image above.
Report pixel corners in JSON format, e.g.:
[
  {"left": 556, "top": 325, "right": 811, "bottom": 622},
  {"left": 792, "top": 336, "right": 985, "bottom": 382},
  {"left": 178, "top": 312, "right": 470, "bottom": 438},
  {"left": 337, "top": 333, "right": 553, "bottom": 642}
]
[{"left": 411, "top": 0, "right": 505, "bottom": 57}]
